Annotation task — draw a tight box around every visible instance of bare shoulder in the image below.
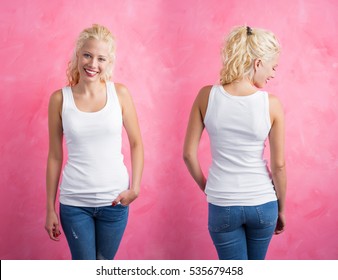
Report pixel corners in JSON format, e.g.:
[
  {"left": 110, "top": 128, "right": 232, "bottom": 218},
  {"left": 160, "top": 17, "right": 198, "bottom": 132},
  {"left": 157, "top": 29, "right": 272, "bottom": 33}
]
[
  {"left": 195, "top": 85, "right": 213, "bottom": 119},
  {"left": 198, "top": 85, "right": 212, "bottom": 98},
  {"left": 268, "top": 93, "right": 283, "bottom": 108},
  {"left": 268, "top": 93, "right": 284, "bottom": 123},
  {"left": 114, "top": 83, "right": 134, "bottom": 109},
  {"left": 196, "top": 85, "right": 212, "bottom": 105},
  {"left": 114, "top": 83, "right": 135, "bottom": 114},
  {"left": 48, "top": 89, "right": 63, "bottom": 122},
  {"left": 114, "top": 83, "right": 131, "bottom": 97},
  {"left": 49, "top": 89, "right": 63, "bottom": 108}
]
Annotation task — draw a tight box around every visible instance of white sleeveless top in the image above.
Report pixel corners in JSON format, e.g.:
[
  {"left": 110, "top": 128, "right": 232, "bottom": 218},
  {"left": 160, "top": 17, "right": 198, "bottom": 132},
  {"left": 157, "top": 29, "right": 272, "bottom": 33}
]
[
  {"left": 204, "top": 85, "right": 277, "bottom": 206},
  {"left": 59, "top": 82, "right": 129, "bottom": 207}
]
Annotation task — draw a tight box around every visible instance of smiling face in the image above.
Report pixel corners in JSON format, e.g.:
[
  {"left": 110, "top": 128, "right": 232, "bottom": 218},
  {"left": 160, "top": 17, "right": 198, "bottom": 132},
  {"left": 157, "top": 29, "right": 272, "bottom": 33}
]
[
  {"left": 252, "top": 54, "right": 279, "bottom": 88},
  {"left": 77, "top": 38, "right": 111, "bottom": 83}
]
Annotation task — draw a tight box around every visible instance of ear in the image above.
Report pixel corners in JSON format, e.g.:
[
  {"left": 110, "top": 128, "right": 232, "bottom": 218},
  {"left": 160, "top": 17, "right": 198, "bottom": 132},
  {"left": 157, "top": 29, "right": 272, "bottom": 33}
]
[{"left": 254, "top": 59, "right": 261, "bottom": 70}]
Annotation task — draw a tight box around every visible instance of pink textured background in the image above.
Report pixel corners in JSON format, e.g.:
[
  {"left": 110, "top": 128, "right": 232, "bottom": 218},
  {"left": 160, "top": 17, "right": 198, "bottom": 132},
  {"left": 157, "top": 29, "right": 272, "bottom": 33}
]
[{"left": 1, "top": 0, "right": 337, "bottom": 260}]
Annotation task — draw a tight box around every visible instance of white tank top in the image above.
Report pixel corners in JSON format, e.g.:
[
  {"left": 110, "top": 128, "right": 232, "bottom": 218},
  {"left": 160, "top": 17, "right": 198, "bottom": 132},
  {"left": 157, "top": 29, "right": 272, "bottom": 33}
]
[
  {"left": 204, "top": 85, "right": 277, "bottom": 206},
  {"left": 59, "top": 82, "right": 129, "bottom": 207}
]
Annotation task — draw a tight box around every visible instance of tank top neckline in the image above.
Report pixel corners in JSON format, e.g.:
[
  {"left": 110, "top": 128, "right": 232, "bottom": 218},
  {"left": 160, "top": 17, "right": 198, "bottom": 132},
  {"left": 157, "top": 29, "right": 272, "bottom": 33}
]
[
  {"left": 69, "top": 82, "right": 110, "bottom": 114},
  {"left": 219, "top": 85, "right": 260, "bottom": 99}
]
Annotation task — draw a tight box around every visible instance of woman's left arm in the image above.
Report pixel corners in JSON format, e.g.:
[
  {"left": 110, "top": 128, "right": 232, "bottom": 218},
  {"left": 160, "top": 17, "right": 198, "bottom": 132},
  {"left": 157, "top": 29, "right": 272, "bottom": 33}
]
[
  {"left": 183, "top": 86, "right": 211, "bottom": 192},
  {"left": 113, "top": 83, "right": 144, "bottom": 206}
]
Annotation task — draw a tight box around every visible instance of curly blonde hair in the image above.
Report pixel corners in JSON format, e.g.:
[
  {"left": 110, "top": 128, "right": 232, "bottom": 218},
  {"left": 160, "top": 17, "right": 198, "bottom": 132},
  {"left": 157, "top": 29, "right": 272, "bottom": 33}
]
[
  {"left": 67, "top": 24, "right": 116, "bottom": 86},
  {"left": 220, "top": 25, "right": 280, "bottom": 85}
]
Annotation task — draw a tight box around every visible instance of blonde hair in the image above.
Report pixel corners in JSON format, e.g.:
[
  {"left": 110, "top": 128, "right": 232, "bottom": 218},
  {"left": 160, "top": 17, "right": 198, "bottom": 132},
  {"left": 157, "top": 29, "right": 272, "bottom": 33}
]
[
  {"left": 67, "top": 24, "right": 116, "bottom": 86},
  {"left": 220, "top": 25, "right": 280, "bottom": 85}
]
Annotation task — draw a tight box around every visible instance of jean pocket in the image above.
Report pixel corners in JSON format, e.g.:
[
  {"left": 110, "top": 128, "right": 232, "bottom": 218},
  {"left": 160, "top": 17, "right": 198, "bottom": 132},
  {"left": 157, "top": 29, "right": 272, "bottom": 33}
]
[
  {"left": 208, "top": 204, "right": 231, "bottom": 232},
  {"left": 113, "top": 203, "right": 129, "bottom": 209},
  {"left": 255, "top": 201, "right": 278, "bottom": 226}
]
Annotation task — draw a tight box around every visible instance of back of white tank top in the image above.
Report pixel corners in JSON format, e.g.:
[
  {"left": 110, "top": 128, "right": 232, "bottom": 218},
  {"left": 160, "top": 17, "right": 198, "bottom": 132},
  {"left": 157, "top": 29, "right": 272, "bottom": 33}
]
[{"left": 204, "top": 85, "right": 277, "bottom": 206}]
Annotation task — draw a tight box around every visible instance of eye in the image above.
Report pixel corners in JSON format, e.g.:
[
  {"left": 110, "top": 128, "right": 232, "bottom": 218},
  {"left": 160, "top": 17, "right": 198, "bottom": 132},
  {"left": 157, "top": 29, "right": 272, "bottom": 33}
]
[
  {"left": 83, "top": 53, "right": 91, "bottom": 58},
  {"left": 98, "top": 57, "right": 107, "bottom": 62}
]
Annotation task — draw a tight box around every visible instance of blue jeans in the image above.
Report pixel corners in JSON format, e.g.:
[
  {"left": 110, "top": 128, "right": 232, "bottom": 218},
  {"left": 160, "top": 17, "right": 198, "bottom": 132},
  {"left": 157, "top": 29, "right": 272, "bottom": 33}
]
[
  {"left": 208, "top": 201, "right": 278, "bottom": 260},
  {"left": 60, "top": 203, "right": 129, "bottom": 260}
]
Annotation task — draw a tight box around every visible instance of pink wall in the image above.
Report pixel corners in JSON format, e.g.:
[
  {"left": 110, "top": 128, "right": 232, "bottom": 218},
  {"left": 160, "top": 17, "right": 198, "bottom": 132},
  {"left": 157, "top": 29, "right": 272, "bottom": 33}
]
[{"left": 1, "top": 0, "right": 337, "bottom": 260}]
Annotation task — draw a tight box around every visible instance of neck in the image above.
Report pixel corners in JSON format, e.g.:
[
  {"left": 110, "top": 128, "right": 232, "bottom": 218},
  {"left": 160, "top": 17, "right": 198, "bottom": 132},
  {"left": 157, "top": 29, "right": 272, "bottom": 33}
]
[
  {"left": 74, "top": 79, "right": 106, "bottom": 95},
  {"left": 223, "top": 78, "right": 257, "bottom": 96}
]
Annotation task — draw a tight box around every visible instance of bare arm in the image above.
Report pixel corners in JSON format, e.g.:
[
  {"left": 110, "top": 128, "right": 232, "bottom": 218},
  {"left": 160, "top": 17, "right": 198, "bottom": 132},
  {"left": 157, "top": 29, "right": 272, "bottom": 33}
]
[
  {"left": 183, "top": 86, "right": 211, "bottom": 192},
  {"left": 113, "top": 84, "right": 144, "bottom": 206},
  {"left": 269, "top": 94, "right": 287, "bottom": 234},
  {"left": 45, "top": 90, "right": 63, "bottom": 241}
]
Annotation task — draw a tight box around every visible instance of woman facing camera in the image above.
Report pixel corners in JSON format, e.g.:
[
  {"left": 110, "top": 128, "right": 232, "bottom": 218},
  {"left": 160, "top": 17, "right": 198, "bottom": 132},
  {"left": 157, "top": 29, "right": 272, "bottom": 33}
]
[{"left": 45, "top": 24, "right": 144, "bottom": 260}]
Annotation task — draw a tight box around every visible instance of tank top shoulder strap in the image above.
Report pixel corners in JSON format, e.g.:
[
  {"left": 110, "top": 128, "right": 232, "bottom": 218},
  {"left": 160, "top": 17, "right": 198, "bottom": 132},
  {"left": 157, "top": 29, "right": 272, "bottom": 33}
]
[
  {"left": 106, "top": 81, "right": 122, "bottom": 113},
  {"left": 204, "top": 85, "right": 218, "bottom": 124},
  {"left": 106, "top": 81, "right": 116, "bottom": 100},
  {"left": 61, "top": 86, "right": 73, "bottom": 114},
  {"left": 261, "top": 91, "right": 271, "bottom": 129},
  {"left": 210, "top": 84, "right": 219, "bottom": 100}
]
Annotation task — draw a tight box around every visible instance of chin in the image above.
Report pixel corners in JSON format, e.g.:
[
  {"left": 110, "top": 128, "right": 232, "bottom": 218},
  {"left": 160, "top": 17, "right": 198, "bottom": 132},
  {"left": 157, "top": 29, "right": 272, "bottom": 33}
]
[{"left": 254, "top": 83, "right": 263, "bottom": 89}]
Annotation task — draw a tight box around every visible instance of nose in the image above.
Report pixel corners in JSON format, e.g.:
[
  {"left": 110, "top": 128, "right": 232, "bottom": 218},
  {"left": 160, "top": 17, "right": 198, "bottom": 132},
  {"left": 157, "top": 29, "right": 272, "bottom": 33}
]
[{"left": 88, "top": 58, "right": 98, "bottom": 68}]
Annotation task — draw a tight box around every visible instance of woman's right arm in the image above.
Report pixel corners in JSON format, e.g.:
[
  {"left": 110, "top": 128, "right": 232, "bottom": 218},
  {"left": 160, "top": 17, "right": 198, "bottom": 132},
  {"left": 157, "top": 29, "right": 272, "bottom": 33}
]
[
  {"left": 269, "top": 94, "right": 287, "bottom": 234},
  {"left": 45, "top": 90, "right": 63, "bottom": 241}
]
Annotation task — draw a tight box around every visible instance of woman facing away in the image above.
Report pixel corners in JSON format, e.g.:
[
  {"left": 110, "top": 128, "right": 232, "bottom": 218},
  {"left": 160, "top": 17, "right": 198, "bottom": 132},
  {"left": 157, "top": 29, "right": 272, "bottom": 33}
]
[
  {"left": 183, "top": 25, "right": 286, "bottom": 260},
  {"left": 45, "top": 24, "right": 144, "bottom": 260}
]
